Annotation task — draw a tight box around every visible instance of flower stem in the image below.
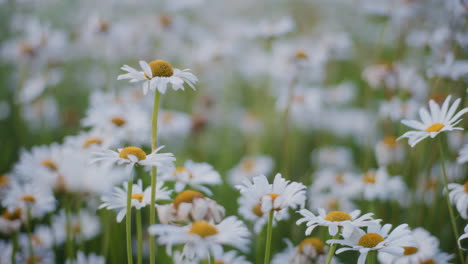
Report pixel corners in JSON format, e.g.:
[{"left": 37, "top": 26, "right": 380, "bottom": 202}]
[
  {"left": 263, "top": 211, "right": 274, "bottom": 264},
  {"left": 281, "top": 74, "right": 297, "bottom": 179},
  {"left": 25, "top": 207, "right": 35, "bottom": 264},
  {"left": 126, "top": 179, "right": 134, "bottom": 264},
  {"left": 438, "top": 137, "right": 465, "bottom": 264},
  {"left": 366, "top": 251, "right": 376, "bottom": 264},
  {"left": 150, "top": 91, "right": 161, "bottom": 264},
  {"left": 325, "top": 233, "right": 340, "bottom": 264},
  {"left": 65, "top": 198, "right": 74, "bottom": 264},
  {"left": 136, "top": 210, "right": 143, "bottom": 264},
  {"left": 12, "top": 231, "right": 18, "bottom": 264}
]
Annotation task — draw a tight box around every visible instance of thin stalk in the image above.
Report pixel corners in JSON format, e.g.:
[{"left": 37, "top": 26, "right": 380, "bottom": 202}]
[
  {"left": 437, "top": 138, "right": 465, "bottom": 264},
  {"left": 366, "top": 251, "right": 376, "bottom": 264},
  {"left": 325, "top": 233, "right": 340, "bottom": 264},
  {"left": 149, "top": 91, "right": 161, "bottom": 264},
  {"left": 281, "top": 74, "right": 298, "bottom": 179},
  {"left": 25, "top": 207, "right": 35, "bottom": 264},
  {"left": 12, "top": 231, "right": 18, "bottom": 264},
  {"left": 136, "top": 210, "right": 143, "bottom": 264},
  {"left": 126, "top": 179, "right": 134, "bottom": 264},
  {"left": 263, "top": 211, "right": 274, "bottom": 264},
  {"left": 65, "top": 198, "right": 74, "bottom": 263}
]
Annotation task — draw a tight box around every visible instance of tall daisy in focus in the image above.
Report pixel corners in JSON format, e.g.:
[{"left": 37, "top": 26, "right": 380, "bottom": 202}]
[
  {"left": 398, "top": 95, "right": 467, "bottom": 263},
  {"left": 236, "top": 173, "right": 306, "bottom": 264},
  {"left": 118, "top": 58, "right": 198, "bottom": 264}
]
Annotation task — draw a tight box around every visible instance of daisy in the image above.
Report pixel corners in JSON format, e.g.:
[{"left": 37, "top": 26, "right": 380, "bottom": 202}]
[
  {"left": 173, "top": 248, "right": 251, "bottom": 264},
  {"left": 66, "top": 251, "right": 105, "bottom": 264},
  {"left": 327, "top": 223, "right": 414, "bottom": 264},
  {"left": 448, "top": 181, "right": 468, "bottom": 219},
  {"left": 457, "top": 144, "right": 468, "bottom": 164},
  {"left": 148, "top": 216, "right": 250, "bottom": 261},
  {"left": 357, "top": 168, "right": 408, "bottom": 205},
  {"left": 51, "top": 209, "right": 101, "bottom": 244},
  {"left": 297, "top": 208, "right": 380, "bottom": 238},
  {"left": 158, "top": 110, "right": 192, "bottom": 142},
  {"left": 100, "top": 179, "right": 172, "bottom": 222},
  {"left": 236, "top": 173, "right": 306, "bottom": 220},
  {"left": 159, "top": 160, "right": 222, "bottom": 195},
  {"left": 157, "top": 190, "right": 225, "bottom": 224},
  {"left": 117, "top": 60, "right": 198, "bottom": 94},
  {"left": 458, "top": 224, "right": 468, "bottom": 250},
  {"left": 271, "top": 238, "right": 337, "bottom": 264},
  {"left": 0, "top": 208, "right": 23, "bottom": 234},
  {"left": 90, "top": 146, "right": 175, "bottom": 171},
  {"left": 378, "top": 227, "right": 442, "bottom": 264},
  {"left": 375, "top": 136, "right": 405, "bottom": 166},
  {"left": 227, "top": 155, "right": 274, "bottom": 185},
  {"left": 398, "top": 95, "right": 468, "bottom": 147},
  {"left": 2, "top": 182, "right": 56, "bottom": 219}
]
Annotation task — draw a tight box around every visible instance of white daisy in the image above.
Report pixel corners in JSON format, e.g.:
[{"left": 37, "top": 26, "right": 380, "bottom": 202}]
[
  {"left": 66, "top": 251, "right": 105, "bottom": 264},
  {"left": 271, "top": 238, "right": 337, "bottom": 264},
  {"left": 100, "top": 179, "right": 172, "bottom": 222},
  {"left": 375, "top": 136, "right": 405, "bottom": 166},
  {"left": 0, "top": 208, "right": 23, "bottom": 234},
  {"left": 458, "top": 224, "right": 468, "bottom": 250},
  {"left": 448, "top": 181, "right": 468, "bottom": 219},
  {"left": 158, "top": 110, "right": 192, "bottom": 142},
  {"left": 159, "top": 160, "right": 222, "bottom": 195},
  {"left": 117, "top": 60, "right": 198, "bottom": 94},
  {"left": 398, "top": 95, "right": 468, "bottom": 147},
  {"left": 236, "top": 173, "right": 306, "bottom": 220},
  {"left": 457, "top": 144, "right": 468, "bottom": 164},
  {"left": 2, "top": 182, "right": 56, "bottom": 219},
  {"left": 227, "top": 155, "right": 274, "bottom": 185},
  {"left": 357, "top": 168, "right": 408, "bottom": 205},
  {"left": 148, "top": 216, "right": 250, "bottom": 261},
  {"left": 51, "top": 209, "right": 101, "bottom": 244},
  {"left": 328, "top": 224, "right": 414, "bottom": 264},
  {"left": 157, "top": 190, "right": 225, "bottom": 225},
  {"left": 297, "top": 208, "right": 380, "bottom": 238},
  {"left": 90, "top": 146, "right": 175, "bottom": 171}
]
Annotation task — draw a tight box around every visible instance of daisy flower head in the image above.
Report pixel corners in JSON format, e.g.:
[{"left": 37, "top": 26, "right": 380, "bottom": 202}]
[
  {"left": 157, "top": 189, "right": 225, "bottom": 224},
  {"left": 117, "top": 60, "right": 198, "bottom": 94},
  {"left": 100, "top": 179, "right": 172, "bottom": 222},
  {"left": 271, "top": 238, "right": 337, "bottom": 264},
  {"left": 328, "top": 223, "right": 414, "bottom": 264},
  {"left": 66, "top": 251, "right": 105, "bottom": 264},
  {"left": 448, "top": 181, "right": 468, "bottom": 219},
  {"left": 458, "top": 144, "right": 468, "bottom": 164},
  {"left": 2, "top": 182, "right": 56, "bottom": 219},
  {"left": 297, "top": 208, "right": 380, "bottom": 238},
  {"left": 236, "top": 173, "right": 307, "bottom": 220},
  {"left": 148, "top": 216, "right": 250, "bottom": 261},
  {"left": 0, "top": 208, "right": 23, "bottom": 234},
  {"left": 90, "top": 146, "right": 175, "bottom": 171},
  {"left": 398, "top": 95, "right": 468, "bottom": 147},
  {"left": 227, "top": 155, "right": 274, "bottom": 185},
  {"left": 159, "top": 160, "right": 222, "bottom": 195}
]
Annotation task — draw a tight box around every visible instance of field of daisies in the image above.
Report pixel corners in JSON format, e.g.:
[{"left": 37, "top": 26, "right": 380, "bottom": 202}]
[{"left": 1, "top": 0, "right": 468, "bottom": 263}]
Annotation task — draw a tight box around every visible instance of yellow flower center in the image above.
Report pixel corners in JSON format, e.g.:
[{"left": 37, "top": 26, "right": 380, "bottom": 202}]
[
  {"left": 327, "top": 199, "right": 340, "bottom": 211},
  {"left": 173, "top": 190, "right": 205, "bottom": 209},
  {"left": 214, "top": 261, "right": 224, "bottom": 264},
  {"left": 173, "top": 167, "right": 193, "bottom": 178},
  {"left": 31, "top": 235, "right": 43, "bottom": 245},
  {"left": 358, "top": 233, "right": 384, "bottom": 248},
  {"left": 27, "top": 256, "right": 42, "bottom": 264},
  {"left": 295, "top": 49, "right": 308, "bottom": 60},
  {"left": 426, "top": 123, "right": 444, "bottom": 133},
  {"left": 118, "top": 147, "right": 147, "bottom": 161},
  {"left": 111, "top": 116, "right": 126, "bottom": 127},
  {"left": 298, "top": 238, "right": 325, "bottom": 254},
  {"left": 362, "top": 172, "right": 376, "bottom": 184},
  {"left": 189, "top": 221, "right": 218, "bottom": 237},
  {"left": 0, "top": 175, "right": 9, "bottom": 187},
  {"left": 131, "top": 193, "right": 144, "bottom": 203},
  {"left": 241, "top": 159, "right": 255, "bottom": 172},
  {"left": 293, "top": 95, "right": 305, "bottom": 104},
  {"left": 161, "top": 112, "right": 174, "bottom": 124},
  {"left": 2, "top": 208, "right": 22, "bottom": 221},
  {"left": 159, "top": 14, "right": 172, "bottom": 28},
  {"left": 464, "top": 182, "right": 468, "bottom": 193},
  {"left": 419, "top": 259, "right": 435, "bottom": 264},
  {"left": 425, "top": 179, "right": 437, "bottom": 191},
  {"left": 335, "top": 173, "right": 344, "bottom": 184},
  {"left": 72, "top": 223, "right": 81, "bottom": 233},
  {"left": 252, "top": 203, "right": 263, "bottom": 217},
  {"left": 41, "top": 159, "right": 58, "bottom": 171},
  {"left": 382, "top": 136, "right": 398, "bottom": 148},
  {"left": 21, "top": 195, "right": 36, "bottom": 203},
  {"left": 98, "top": 20, "right": 110, "bottom": 33},
  {"left": 82, "top": 137, "right": 103, "bottom": 148},
  {"left": 324, "top": 211, "right": 352, "bottom": 222},
  {"left": 403, "top": 246, "right": 419, "bottom": 256},
  {"left": 149, "top": 60, "right": 174, "bottom": 77}
]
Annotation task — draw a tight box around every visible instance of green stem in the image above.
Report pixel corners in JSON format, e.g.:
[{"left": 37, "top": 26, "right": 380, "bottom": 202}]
[
  {"left": 325, "top": 233, "right": 340, "bottom": 264},
  {"left": 136, "top": 210, "right": 143, "bottom": 264},
  {"left": 65, "top": 198, "right": 74, "bottom": 263},
  {"left": 149, "top": 91, "right": 161, "bottom": 264},
  {"left": 366, "top": 251, "right": 376, "bottom": 264},
  {"left": 12, "top": 231, "right": 18, "bottom": 264},
  {"left": 126, "top": 179, "right": 134, "bottom": 264},
  {"left": 25, "top": 207, "right": 35, "bottom": 264},
  {"left": 263, "top": 211, "right": 274, "bottom": 264},
  {"left": 281, "top": 74, "right": 297, "bottom": 179},
  {"left": 437, "top": 138, "right": 465, "bottom": 264}
]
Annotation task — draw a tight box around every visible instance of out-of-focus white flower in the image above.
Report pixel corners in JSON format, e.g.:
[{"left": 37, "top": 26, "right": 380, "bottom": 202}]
[
  {"left": 228, "top": 155, "right": 274, "bottom": 185},
  {"left": 158, "top": 110, "right": 192, "bottom": 141},
  {"left": 458, "top": 144, "right": 468, "bottom": 164},
  {"left": 357, "top": 167, "right": 407, "bottom": 204},
  {"left": 149, "top": 216, "right": 250, "bottom": 261},
  {"left": 375, "top": 136, "right": 405, "bottom": 166},
  {"left": 159, "top": 160, "right": 221, "bottom": 195},
  {"left": 272, "top": 238, "right": 337, "bottom": 264},
  {"left": 117, "top": 60, "right": 198, "bottom": 94},
  {"left": 448, "top": 181, "right": 468, "bottom": 219},
  {"left": 428, "top": 53, "right": 468, "bottom": 81},
  {"left": 0, "top": 208, "right": 23, "bottom": 234},
  {"left": 66, "top": 251, "right": 105, "bottom": 264},
  {"left": 311, "top": 147, "right": 354, "bottom": 170},
  {"left": 252, "top": 17, "right": 295, "bottom": 39},
  {"left": 379, "top": 98, "right": 419, "bottom": 122},
  {"left": 52, "top": 210, "right": 101, "bottom": 244},
  {"left": 2, "top": 182, "right": 56, "bottom": 219},
  {"left": 157, "top": 190, "right": 225, "bottom": 225},
  {"left": 398, "top": 95, "right": 468, "bottom": 147}
]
